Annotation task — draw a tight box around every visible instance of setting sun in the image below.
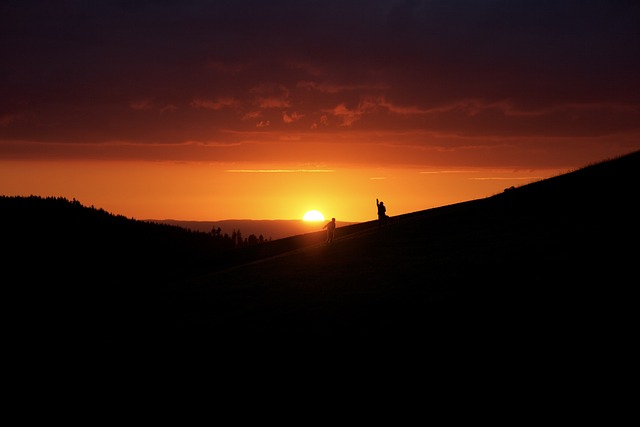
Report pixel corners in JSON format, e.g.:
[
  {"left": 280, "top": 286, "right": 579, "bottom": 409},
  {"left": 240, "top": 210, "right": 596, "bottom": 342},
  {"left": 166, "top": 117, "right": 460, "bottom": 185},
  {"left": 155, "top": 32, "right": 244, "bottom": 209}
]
[{"left": 303, "top": 210, "right": 325, "bottom": 222}]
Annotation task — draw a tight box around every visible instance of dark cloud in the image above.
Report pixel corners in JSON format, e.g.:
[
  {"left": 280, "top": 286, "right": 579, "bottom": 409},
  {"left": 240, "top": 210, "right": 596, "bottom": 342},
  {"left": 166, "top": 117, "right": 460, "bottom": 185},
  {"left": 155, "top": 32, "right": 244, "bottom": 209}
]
[{"left": 1, "top": 0, "right": 639, "bottom": 158}]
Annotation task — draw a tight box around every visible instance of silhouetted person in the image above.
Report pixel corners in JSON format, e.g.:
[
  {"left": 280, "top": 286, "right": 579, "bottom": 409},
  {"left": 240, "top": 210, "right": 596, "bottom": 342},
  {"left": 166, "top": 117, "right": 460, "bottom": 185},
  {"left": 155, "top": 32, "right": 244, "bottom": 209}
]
[
  {"left": 376, "top": 198, "right": 388, "bottom": 228},
  {"left": 323, "top": 217, "right": 336, "bottom": 243}
]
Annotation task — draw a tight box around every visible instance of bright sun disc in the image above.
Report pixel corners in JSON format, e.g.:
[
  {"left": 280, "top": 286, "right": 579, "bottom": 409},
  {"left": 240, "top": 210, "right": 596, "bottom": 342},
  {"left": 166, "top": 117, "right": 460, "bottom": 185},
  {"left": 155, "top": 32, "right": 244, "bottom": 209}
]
[{"left": 303, "top": 210, "right": 325, "bottom": 221}]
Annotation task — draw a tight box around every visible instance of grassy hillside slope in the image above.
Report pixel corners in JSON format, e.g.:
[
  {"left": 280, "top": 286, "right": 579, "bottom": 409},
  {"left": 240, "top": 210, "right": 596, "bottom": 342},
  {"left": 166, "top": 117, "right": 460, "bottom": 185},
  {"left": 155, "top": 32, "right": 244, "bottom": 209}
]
[
  {"left": 4, "top": 150, "right": 637, "bottom": 352},
  {"left": 158, "top": 150, "right": 638, "bottom": 348}
]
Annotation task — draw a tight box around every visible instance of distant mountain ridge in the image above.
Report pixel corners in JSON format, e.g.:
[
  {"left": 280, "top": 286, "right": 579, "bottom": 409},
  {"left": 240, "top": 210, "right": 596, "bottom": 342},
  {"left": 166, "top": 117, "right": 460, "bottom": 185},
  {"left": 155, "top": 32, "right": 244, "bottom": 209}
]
[{"left": 145, "top": 219, "right": 359, "bottom": 240}]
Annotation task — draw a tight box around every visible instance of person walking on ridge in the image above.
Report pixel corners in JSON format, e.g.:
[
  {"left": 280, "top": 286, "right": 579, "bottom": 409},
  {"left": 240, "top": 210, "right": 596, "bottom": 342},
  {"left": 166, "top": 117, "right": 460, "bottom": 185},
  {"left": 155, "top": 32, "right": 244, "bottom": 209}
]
[
  {"left": 376, "top": 198, "right": 388, "bottom": 228},
  {"left": 323, "top": 217, "right": 337, "bottom": 244}
]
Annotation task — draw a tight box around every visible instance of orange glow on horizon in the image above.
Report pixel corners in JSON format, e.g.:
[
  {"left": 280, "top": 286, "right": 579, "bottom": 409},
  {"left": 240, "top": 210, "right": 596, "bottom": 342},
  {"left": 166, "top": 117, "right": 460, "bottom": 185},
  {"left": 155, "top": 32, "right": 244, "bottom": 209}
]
[{"left": 0, "top": 159, "right": 569, "bottom": 222}]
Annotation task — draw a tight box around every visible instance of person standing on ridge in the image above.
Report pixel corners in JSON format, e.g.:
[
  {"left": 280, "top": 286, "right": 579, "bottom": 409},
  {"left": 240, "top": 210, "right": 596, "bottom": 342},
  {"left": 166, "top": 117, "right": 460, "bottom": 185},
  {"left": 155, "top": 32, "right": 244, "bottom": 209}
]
[
  {"left": 323, "top": 217, "right": 337, "bottom": 243},
  {"left": 376, "top": 198, "right": 388, "bottom": 228}
]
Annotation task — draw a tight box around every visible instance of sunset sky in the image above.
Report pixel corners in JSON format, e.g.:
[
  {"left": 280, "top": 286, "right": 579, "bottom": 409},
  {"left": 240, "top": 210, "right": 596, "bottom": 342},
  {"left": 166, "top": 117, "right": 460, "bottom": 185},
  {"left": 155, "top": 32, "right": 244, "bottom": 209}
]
[{"left": 2, "top": 1, "right": 639, "bottom": 222}]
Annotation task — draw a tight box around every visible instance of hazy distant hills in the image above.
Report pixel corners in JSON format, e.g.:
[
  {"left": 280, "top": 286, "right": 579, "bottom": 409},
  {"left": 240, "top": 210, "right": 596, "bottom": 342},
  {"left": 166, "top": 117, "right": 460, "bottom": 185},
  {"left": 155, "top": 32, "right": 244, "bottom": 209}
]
[
  {"left": 4, "top": 149, "right": 638, "bottom": 354},
  {"left": 145, "top": 219, "right": 359, "bottom": 241}
]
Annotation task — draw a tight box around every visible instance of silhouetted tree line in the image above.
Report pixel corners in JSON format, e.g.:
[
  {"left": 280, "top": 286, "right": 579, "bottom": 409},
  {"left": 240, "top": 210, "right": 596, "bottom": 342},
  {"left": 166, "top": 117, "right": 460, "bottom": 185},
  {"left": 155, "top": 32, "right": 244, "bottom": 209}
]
[
  {"left": 1, "top": 195, "right": 271, "bottom": 282},
  {"left": 209, "top": 226, "right": 269, "bottom": 248}
]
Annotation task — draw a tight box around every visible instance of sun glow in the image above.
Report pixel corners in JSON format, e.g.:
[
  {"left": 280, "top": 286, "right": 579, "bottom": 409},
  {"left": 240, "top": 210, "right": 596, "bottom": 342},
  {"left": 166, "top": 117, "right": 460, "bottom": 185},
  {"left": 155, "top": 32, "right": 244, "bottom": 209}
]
[{"left": 303, "top": 210, "right": 325, "bottom": 221}]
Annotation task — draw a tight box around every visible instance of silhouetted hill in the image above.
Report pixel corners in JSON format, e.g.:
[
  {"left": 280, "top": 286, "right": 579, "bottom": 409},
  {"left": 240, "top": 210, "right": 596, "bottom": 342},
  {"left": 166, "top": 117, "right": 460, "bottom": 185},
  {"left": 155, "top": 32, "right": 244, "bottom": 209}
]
[
  {"left": 4, "top": 150, "right": 638, "bottom": 354},
  {"left": 158, "top": 150, "right": 639, "bottom": 349}
]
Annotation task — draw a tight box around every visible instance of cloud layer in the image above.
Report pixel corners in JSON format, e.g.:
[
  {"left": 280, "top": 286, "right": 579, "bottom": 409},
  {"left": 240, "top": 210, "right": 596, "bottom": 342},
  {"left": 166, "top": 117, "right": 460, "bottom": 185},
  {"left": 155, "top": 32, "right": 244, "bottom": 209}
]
[{"left": 2, "top": 0, "right": 639, "bottom": 167}]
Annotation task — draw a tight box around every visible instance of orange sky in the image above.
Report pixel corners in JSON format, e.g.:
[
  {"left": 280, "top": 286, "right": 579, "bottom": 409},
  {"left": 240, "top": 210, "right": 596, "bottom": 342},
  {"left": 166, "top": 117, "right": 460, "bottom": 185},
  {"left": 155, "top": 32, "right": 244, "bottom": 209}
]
[
  {"left": 1, "top": 2, "right": 639, "bottom": 221},
  {"left": 0, "top": 157, "right": 590, "bottom": 222}
]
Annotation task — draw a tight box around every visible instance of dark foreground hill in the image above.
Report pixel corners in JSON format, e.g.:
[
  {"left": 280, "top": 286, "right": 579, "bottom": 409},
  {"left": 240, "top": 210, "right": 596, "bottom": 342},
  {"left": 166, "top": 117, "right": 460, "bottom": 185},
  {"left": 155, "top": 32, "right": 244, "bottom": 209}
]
[
  {"left": 160, "top": 150, "right": 638, "bottom": 349},
  {"left": 4, "top": 150, "right": 638, "bottom": 355}
]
